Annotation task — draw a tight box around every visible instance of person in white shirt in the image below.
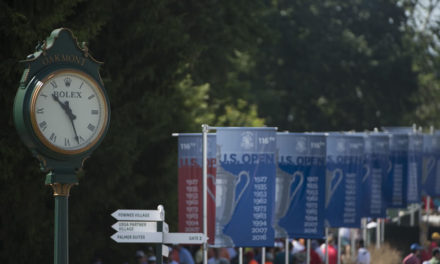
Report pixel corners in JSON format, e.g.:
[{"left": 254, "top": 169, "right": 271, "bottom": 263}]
[{"left": 356, "top": 239, "right": 370, "bottom": 264}]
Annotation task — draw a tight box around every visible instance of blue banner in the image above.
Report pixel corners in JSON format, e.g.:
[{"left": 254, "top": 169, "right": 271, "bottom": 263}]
[
  {"left": 325, "top": 134, "right": 364, "bottom": 228},
  {"left": 421, "top": 134, "right": 440, "bottom": 196},
  {"left": 276, "top": 133, "right": 326, "bottom": 239},
  {"left": 407, "top": 134, "right": 423, "bottom": 204},
  {"left": 361, "top": 134, "right": 389, "bottom": 218},
  {"left": 383, "top": 134, "right": 408, "bottom": 208},
  {"left": 215, "top": 127, "right": 277, "bottom": 247}
]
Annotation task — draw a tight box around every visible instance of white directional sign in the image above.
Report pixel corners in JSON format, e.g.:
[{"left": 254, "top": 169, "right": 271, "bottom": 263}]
[
  {"left": 163, "top": 232, "right": 206, "bottom": 244},
  {"left": 162, "top": 245, "right": 170, "bottom": 257},
  {"left": 111, "top": 209, "right": 164, "bottom": 221},
  {"left": 111, "top": 232, "right": 163, "bottom": 243},
  {"left": 112, "top": 221, "right": 157, "bottom": 232}
]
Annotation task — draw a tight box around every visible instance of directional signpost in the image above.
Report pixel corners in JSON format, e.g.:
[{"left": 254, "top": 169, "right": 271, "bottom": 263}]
[{"left": 111, "top": 205, "right": 207, "bottom": 264}]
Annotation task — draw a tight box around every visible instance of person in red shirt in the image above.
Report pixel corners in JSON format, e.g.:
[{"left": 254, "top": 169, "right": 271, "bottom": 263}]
[
  {"left": 402, "top": 243, "right": 422, "bottom": 264},
  {"left": 321, "top": 235, "right": 337, "bottom": 264}
]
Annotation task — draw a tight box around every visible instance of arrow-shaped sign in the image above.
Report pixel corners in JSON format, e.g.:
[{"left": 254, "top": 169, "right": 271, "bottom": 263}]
[
  {"left": 111, "top": 209, "right": 164, "bottom": 221},
  {"left": 111, "top": 232, "right": 163, "bottom": 243},
  {"left": 112, "top": 221, "right": 157, "bottom": 232},
  {"left": 163, "top": 232, "right": 207, "bottom": 244},
  {"left": 111, "top": 231, "right": 206, "bottom": 244},
  {"left": 162, "top": 245, "right": 170, "bottom": 257}
]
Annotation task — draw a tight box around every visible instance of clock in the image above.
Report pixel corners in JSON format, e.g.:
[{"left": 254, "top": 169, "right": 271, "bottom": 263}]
[
  {"left": 30, "top": 69, "right": 109, "bottom": 155},
  {"left": 13, "top": 28, "right": 110, "bottom": 168}
]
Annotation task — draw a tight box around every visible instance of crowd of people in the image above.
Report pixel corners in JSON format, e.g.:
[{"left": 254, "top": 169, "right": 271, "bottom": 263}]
[
  {"left": 92, "top": 231, "right": 440, "bottom": 264},
  {"left": 403, "top": 232, "right": 440, "bottom": 264},
  {"left": 103, "top": 235, "right": 370, "bottom": 264}
]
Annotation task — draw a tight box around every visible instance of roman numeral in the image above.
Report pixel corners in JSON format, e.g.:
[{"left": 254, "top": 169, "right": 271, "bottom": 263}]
[
  {"left": 40, "top": 94, "right": 48, "bottom": 98},
  {"left": 64, "top": 138, "right": 70, "bottom": 147},
  {"left": 87, "top": 123, "right": 95, "bottom": 131},
  {"left": 49, "top": 133, "right": 56, "bottom": 142},
  {"left": 36, "top": 108, "right": 44, "bottom": 114},
  {"left": 91, "top": 110, "right": 98, "bottom": 115},
  {"left": 79, "top": 136, "right": 85, "bottom": 142},
  {"left": 79, "top": 82, "right": 84, "bottom": 89},
  {"left": 50, "top": 80, "right": 57, "bottom": 88},
  {"left": 88, "top": 94, "right": 95, "bottom": 100},
  {"left": 39, "top": 121, "right": 47, "bottom": 131}
]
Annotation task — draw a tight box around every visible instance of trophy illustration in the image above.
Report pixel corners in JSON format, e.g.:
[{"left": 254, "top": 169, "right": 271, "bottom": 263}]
[
  {"left": 362, "top": 164, "right": 370, "bottom": 183},
  {"left": 274, "top": 167, "right": 304, "bottom": 238},
  {"left": 325, "top": 168, "right": 343, "bottom": 208},
  {"left": 422, "top": 157, "right": 435, "bottom": 184},
  {"left": 214, "top": 160, "right": 250, "bottom": 246}
]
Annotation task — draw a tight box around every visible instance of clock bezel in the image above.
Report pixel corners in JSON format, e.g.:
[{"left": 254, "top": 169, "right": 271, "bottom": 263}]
[{"left": 29, "top": 68, "right": 109, "bottom": 155}]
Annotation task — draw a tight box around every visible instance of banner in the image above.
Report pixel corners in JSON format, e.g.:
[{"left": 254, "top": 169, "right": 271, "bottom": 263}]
[
  {"left": 215, "top": 127, "right": 277, "bottom": 247},
  {"left": 407, "top": 134, "right": 423, "bottom": 204},
  {"left": 177, "top": 134, "right": 216, "bottom": 244},
  {"left": 276, "top": 133, "right": 326, "bottom": 239},
  {"left": 383, "top": 134, "right": 408, "bottom": 208},
  {"left": 361, "top": 134, "right": 389, "bottom": 218},
  {"left": 325, "top": 134, "right": 364, "bottom": 228},
  {"left": 421, "top": 134, "right": 440, "bottom": 196}
]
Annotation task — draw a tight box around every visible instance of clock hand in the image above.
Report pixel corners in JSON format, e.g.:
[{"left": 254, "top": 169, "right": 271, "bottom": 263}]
[
  {"left": 64, "top": 101, "right": 80, "bottom": 144},
  {"left": 52, "top": 94, "right": 80, "bottom": 143}
]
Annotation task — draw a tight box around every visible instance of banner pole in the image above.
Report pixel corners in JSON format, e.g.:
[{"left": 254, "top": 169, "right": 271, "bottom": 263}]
[
  {"left": 325, "top": 228, "right": 329, "bottom": 264},
  {"left": 202, "top": 124, "right": 209, "bottom": 264},
  {"left": 262, "top": 247, "right": 266, "bottom": 264},
  {"left": 239, "top": 247, "right": 243, "bottom": 264},
  {"left": 337, "top": 228, "right": 341, "bottom": 264},
  {"left": 285, "top": 238, "right": 289, "bottom": 264},
  {"left": 381, "top": 217, "right": 385, "bottom": 243},
  {"left": 376, "top": 219, "right": 380, "bottom": 249},
  {"left": 362, "top": 218, "right": 367, "bottom": 247},
  {"left": 306, "top": 239, "right": 311, "bottom": 264}
]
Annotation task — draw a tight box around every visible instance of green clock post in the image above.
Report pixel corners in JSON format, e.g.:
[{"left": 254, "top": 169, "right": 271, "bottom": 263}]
[{"left": 13, "top": 28, "right": 111, "bottom": 264}]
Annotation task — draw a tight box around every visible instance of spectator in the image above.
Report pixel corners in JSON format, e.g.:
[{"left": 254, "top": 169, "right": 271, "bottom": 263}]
[
  {"left": 403, "top": 243, "right": 423, "bottom": 264},
  {"left": 265, "top": 252, "right": 274, "bottom": 264},
  {"left": 172, "top": 245, "right": 195, "bottom": 264},
  {"left": 321, "top": 235, "right": 337, "bottom": 264},
  {"left": 423, "top": 247, "right": 440, "bottom": 264},
  {"left": 312, "top": 240, "right": 324, "bottom": 263},
  {"left": 355, "top": 239, "right": 370, "bottom": 264},
  {"left": 245, "top": 250, "right": 258, "bottom": 264},
  {"left": 136, "top": 250, "right": 148, "bottom": 264},
  {"left": 148, "top": 256, "right": 157, "bottom": 264}
]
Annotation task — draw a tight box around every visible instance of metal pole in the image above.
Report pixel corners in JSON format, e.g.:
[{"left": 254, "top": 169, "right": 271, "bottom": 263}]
[
  {"left": 362, "top": 218, "right": 367, "bottom": 247},
  {"left": 202, "top": 124, "right": 209, "bottom": 264},
  {"left": 239, "top": 247, "right": 243, "bottom": 264},
  {"left": 337, "top": 229, "right": 341, "bottom": 264},
  {"left": 306, "top": 239, "right": 311, "bottom": 264},
  {"left": 376, "top": 219, "right": 380, "bottom": 249},
  {"left": 156, "top": 205, "right": 164, "bottom": 264},
  {"left": 381, "top": 217, "right": 385, "bottom": 243},
  {"left": 262, "top": 247, "right": 266, "bottom": 264},
  {"left": 285, "top": 238, "right": 289, "bottom": 264},
  {"left": 325, "top": 228, "right": 329, "bottom": 264},
  {"left": 50, "top": 182, "right": 75, "bottom": 264},
  {"left": 410, "top": 204, "right": 415, "bottom": 227}
]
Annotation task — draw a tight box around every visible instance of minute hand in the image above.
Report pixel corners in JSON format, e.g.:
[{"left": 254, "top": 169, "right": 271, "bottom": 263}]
[
  {"left": 52, "top": 94, "right": 79, "bottom": 143},
  {"left": 63, "top": 101, "right": 79, "bottom": 143}
]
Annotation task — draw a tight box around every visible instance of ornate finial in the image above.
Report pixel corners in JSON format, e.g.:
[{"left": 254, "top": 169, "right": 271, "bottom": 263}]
[{"left": 81, "top": 41, "right": 89, "bottom": 58}]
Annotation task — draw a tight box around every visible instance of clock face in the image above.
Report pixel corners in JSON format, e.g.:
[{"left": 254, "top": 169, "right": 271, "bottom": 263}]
[{"left": 30, "top": 69, "right": 108, "bottom": 154}]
